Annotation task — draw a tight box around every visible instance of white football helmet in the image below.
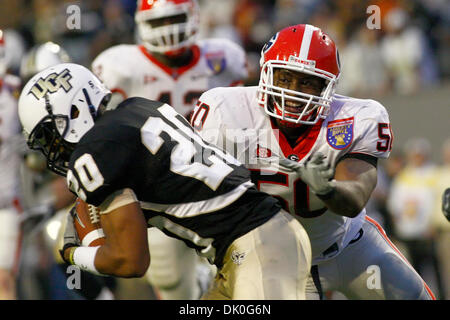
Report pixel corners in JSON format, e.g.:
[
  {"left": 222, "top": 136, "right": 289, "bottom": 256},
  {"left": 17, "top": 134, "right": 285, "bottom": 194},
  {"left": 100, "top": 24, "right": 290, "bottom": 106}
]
[
  {"left": 0, "top": 29, "right": 6, "bottom": 77},
  {"left": 18, "top": 63, "right": 111, "bottom": 175},
  {"left": 135, "top": 0, "right": 200, "bottom": 54},
  {"left": 20, "top": 42, "right": 71, "bottom": 82}
]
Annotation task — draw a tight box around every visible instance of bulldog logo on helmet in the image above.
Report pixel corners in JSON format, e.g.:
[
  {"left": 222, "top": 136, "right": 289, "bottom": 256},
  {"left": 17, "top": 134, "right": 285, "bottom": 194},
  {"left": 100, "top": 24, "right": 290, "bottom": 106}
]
[{"left": 262, "top": 32, "right": 279, "bottom": 54}]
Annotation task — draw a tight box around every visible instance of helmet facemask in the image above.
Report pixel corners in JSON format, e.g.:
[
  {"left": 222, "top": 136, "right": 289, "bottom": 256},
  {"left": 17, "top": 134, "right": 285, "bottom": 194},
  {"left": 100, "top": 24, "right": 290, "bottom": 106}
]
[
  {"left": 136, "top": 1, "right": 199, "bottom": 54},
  {"left": 258, "top": 60, "right": 336, "bottom": 126},
  {"left": 26, "top": 96, "right": 75, "bottom": 176}
]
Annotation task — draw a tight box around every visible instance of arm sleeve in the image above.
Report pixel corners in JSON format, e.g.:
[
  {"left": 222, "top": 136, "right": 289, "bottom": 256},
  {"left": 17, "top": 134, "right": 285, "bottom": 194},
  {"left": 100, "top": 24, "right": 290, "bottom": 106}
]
[
  {"left": 191, "top": 89, "right": 227, "bottom": 148},
  {"left": 91, "top": 47, "right": 131, "bottom": 107},
  {"left": 223, "top": 39, "right": 249, "bottom": 86},
  {"left": 347, "top": 100, "right": 392, "bottom": 159}
]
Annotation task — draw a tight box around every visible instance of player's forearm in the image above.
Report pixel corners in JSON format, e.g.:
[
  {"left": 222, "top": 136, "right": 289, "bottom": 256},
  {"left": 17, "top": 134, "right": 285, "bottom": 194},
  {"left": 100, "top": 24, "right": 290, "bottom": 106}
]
[
  {"left": 94, "top": 244, "right": 150, "bottom": 278},
  {"left": 319, "top": 180, "right": 372, "bottom": 218}
]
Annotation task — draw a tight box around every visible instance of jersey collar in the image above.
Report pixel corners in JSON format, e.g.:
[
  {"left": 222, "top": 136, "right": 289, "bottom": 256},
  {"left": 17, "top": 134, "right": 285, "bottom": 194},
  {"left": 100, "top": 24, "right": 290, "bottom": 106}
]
[
  {"left": 138, "top": 45, "right": 201, "bottom": 80},
  {"left": 270, "top": 118, "right": 324, "bottom": 162}
]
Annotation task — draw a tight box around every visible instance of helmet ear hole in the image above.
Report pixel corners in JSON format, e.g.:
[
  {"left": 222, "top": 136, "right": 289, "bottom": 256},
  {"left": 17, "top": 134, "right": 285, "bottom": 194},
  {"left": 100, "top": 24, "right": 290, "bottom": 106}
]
[{"left": 71, "top": 105, "right": 80, "bottom": 119}]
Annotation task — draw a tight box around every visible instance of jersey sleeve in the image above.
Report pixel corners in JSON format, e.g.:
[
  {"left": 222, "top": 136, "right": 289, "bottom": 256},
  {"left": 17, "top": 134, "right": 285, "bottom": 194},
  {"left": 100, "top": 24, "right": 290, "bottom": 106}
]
[
  {"left": 67, "top": 130, "right": 138, "bottom": 207},
  {"left": 191, "top": 88, "right": 227, "bottom": 147},
  {"left": 91, "top": 45, "right": 132, "bottom": 106},
  {"left": 222, "top": 39, "right": 249, "bottom": 86},
  {"left": 348, "top": 100, "right": 392, "bottom": 159}
]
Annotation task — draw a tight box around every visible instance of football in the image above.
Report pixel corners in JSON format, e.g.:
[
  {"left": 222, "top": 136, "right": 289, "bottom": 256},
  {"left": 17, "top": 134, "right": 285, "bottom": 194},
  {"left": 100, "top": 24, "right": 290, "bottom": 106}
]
[{"left": 73, "top": 198, "right": 106, "bottom": 247}]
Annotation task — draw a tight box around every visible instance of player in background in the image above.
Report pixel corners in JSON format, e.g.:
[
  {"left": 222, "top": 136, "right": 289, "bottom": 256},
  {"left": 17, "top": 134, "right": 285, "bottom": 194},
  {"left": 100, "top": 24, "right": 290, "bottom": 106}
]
[
  {"left": 19, "top": 42, "right": 74, "bottom": 214},
  {"left": 0, "top": 29, "right": 24, "bottom": 300},
  {"left": 18, "top": 63, "right": 312, "bottom": 300},
  {"left": 18, "top": 42, "right": 115, "bottom": 300},
  {"left": 91, "top": 0, "right": 248, "bottom": 299},
  {"left": 193, "top": 24, "right": 435, "bottom": 300},
  {"left": 92, "top": 0, "right": 247, "bottom": 117}
]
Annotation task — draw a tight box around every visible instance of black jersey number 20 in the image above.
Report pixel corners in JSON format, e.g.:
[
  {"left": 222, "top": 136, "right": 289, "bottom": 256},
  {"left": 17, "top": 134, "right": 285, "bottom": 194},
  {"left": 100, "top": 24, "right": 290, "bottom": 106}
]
[
  {"left": 67, "top": 104, "right": 240, "bottom": 200},
  {"left": 141, "top": 104, "right": 240, "bottom": 191}
]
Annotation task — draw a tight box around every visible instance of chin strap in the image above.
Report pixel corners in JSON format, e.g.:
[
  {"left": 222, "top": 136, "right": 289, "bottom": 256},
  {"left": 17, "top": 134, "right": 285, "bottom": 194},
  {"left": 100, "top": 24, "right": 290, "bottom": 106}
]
[{"left": 44, "top": 93, "right": 53, "bottom": 115}]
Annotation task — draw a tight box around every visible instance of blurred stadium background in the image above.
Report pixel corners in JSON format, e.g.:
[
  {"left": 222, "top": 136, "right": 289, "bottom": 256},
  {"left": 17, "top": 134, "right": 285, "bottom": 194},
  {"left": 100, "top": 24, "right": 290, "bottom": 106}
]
[{"left": 1, "top": 0, "right": 449, "bottom": 300}]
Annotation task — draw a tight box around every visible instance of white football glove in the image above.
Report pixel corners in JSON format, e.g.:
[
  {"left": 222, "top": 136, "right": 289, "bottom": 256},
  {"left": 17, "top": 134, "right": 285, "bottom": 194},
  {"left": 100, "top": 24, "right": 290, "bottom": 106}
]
[{"left": 279, "top": 152, "right": 336, "bottom": 196}]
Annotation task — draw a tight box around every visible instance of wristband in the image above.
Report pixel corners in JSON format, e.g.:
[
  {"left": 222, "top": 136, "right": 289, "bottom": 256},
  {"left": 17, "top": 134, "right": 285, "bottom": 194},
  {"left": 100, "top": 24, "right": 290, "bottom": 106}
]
[
  {"left": 73, "top": 246, "right": 103, "bottom": 276},
  {"left": 68, "top": 247, "right": 77, "bottom": 265}
]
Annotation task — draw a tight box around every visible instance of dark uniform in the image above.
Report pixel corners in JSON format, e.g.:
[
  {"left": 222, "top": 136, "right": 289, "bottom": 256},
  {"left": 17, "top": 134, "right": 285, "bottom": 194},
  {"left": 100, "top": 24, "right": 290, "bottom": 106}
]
[{"left": 67, "top": 97, "right": 280, "bottom": 267}]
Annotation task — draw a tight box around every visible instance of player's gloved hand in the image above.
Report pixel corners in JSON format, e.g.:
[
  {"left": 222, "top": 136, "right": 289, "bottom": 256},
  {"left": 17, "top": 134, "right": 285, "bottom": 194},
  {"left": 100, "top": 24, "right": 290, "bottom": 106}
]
[
  {"left": 443, "top": 188, "right": 450, "bottom": 222},
  {"left": 59, "top": 206, "right": 80, "bottom": 265},
  {"left": 279, "top": 152, "right": 336, "bottom": 197}
]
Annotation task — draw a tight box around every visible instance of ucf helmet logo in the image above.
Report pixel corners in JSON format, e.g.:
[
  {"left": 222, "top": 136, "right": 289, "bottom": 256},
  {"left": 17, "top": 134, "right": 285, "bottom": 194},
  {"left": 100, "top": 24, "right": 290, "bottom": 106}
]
[{"left": 29, "top": 68, "right": 73, "bottom": 100}]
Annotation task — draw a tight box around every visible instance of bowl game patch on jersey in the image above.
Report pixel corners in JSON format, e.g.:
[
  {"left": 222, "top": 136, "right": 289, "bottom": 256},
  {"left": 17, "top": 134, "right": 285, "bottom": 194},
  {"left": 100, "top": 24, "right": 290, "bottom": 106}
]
[
  {"left": 326, "top": 117, "right": 354, "bottom": 150},
  {"left": 206, "top": 51, "right": 226, "bottom": 74}
]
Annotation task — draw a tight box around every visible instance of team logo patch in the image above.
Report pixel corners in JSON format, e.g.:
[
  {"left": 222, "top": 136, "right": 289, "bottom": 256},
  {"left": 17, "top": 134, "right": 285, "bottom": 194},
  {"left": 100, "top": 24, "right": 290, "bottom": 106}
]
[
  {"left": 206, "top": 51, "right": 226, "bottom": 74},
  {"left": 231, "top": 250, "right": 246, "bottom": 265},
  {"left": 326, "top": 117, "right": 354, "bottom": 150},
  {"left": 29, "top": 68, "right": 73, "bottom": 100}
]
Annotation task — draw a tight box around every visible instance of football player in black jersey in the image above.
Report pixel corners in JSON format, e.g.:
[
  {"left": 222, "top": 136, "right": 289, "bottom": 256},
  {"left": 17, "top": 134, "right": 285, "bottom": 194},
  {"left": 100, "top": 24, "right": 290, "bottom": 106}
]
[{"left": 18, "top": 63, "right": 312, "bottom": 299}]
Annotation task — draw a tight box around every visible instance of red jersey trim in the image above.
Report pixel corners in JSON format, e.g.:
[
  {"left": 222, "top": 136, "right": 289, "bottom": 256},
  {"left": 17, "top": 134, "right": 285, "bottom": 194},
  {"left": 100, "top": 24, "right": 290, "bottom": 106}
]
[
  {"left": 111, "top": 88, "right": 128, "bottom": 99},
  {"left": 229, "top": 80, "right": 244, "bottom": 87},
  {"left": 270, "top": 118, "right": 324, "bottom": 161},
  {"left": 138, "top": 45, "right": 201, "bottom": 80}
]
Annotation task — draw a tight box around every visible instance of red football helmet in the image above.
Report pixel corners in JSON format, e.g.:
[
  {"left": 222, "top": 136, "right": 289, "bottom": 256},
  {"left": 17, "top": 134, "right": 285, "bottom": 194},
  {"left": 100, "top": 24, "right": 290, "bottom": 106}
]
[
  {"left": 257, "top": 24, "right": 341, "bottom": 126},
  {"left": 135, "top": 0, "right": 200, "bottom": 54},
  {"left": 0, "top": 29, "right": 6, "bottom": 77}
]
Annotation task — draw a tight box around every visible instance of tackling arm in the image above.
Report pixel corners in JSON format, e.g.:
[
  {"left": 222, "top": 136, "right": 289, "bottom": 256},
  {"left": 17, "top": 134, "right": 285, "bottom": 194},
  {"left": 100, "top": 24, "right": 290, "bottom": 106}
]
[
  {"left": 321, "top": 157, "right": 377, "bottom": 218},
  {"left": 280, "top": 153, "right": 377, "bottom": 218}
]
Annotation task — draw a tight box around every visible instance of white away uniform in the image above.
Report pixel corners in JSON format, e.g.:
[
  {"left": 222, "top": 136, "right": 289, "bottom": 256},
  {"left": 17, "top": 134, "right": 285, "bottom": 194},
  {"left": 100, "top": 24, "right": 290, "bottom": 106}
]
[
  {"left": 92, "top": 38, "right": 247, "bottom": 118},
  {"left": 193, "top": 86, "right": 435, "bottom": 300},
  {"left": 0, "top": 75, "right": 23, "bottom": 273},
  {"left": 91, "top": 39, "right": 247, "bottom": 300}
]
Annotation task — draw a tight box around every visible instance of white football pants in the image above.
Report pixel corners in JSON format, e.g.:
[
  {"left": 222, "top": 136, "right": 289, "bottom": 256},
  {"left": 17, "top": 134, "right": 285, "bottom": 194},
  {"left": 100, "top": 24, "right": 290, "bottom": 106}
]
[{"left": 306, "top": 216, "right": 435, "bottom": 300}]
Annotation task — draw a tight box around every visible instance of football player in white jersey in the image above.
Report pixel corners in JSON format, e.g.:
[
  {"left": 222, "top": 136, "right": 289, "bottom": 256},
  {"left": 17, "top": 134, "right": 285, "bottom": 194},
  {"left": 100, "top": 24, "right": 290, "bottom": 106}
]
[
  {"left": 193, "top": 24, "right": 436, "bottom": 300},
  {"left": 92, "top": 0, "right": 247, "bottom": 118},
  {"left": 91, "top": 0, "right": 248, "bottom": 300},
  {"left": 0, "top": 29, "right": 23, "bottom": 300}
]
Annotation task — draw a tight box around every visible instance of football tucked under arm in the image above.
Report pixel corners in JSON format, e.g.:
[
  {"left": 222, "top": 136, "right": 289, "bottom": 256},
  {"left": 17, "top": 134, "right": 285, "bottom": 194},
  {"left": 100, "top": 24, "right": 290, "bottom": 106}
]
[{"left": 73, "top": 198, "right": 106, "bottom": 247}]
